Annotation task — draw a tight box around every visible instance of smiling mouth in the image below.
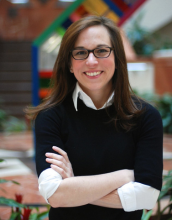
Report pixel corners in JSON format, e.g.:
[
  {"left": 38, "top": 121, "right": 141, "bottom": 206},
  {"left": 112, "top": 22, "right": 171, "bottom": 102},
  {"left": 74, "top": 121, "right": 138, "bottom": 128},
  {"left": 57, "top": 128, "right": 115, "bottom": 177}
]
[{"left": 84, "top": 71, "right": 103, "bottom": 76}]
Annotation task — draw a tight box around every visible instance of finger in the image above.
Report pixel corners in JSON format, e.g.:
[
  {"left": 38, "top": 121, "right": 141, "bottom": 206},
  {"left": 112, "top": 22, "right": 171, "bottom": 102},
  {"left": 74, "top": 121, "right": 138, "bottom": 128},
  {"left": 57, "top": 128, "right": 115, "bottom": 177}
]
[
  {"left": 52, "top": 146, "right": 70, "bottom": 162},
  {"left": 46, "top": 158, "right": 67, "bottom": 172},
  {"left": 46, "top": 152, "right": 66, "bottom": 163},
  {"left": 51, "top": 165, "right": 67, "bottom": 179},
  {"left": 66, "top": 166, "right": 74, "bottom": 177}
]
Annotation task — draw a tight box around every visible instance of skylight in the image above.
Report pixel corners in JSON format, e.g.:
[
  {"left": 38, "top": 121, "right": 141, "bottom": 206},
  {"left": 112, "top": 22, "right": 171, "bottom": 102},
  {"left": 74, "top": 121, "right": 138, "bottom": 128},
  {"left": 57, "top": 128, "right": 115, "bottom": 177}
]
[{"left": 7, "top": 0, "right": 29, "bottom": 4}]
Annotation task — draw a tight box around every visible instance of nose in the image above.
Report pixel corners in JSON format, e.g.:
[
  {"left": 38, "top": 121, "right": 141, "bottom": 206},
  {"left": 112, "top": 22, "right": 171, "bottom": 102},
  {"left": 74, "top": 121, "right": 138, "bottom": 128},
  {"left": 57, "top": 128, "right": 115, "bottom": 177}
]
[{"left": 86, "top": 52, "right": 98, "bottom": 66}]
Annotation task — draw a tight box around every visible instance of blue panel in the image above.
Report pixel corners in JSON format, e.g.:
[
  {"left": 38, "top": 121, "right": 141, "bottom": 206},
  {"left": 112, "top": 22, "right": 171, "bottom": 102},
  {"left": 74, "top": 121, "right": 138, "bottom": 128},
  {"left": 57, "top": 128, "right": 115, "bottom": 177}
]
[
  {"left": 62, "top": 18, "right": 73, "bottom": 29},
  {"left": 32, "top": 45, "right": 39, "bottom": 107},
  {"left": 103, "top": 0, "right": 123, "bottom": 17}
]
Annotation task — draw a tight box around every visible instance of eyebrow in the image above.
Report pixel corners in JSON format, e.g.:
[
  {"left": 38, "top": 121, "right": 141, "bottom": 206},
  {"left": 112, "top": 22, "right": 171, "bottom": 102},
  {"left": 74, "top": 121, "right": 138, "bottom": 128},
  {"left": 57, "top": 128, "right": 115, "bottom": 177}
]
[{"left": 74, "top": 44, "right": 110, "bottom": 49}]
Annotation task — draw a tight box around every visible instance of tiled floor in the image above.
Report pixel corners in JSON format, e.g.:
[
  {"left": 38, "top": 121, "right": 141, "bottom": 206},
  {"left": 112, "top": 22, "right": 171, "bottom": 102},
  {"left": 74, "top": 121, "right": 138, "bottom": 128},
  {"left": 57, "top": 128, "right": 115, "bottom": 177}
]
[{"left": 0, "top": 132, "right": 172, "bottom": 219}]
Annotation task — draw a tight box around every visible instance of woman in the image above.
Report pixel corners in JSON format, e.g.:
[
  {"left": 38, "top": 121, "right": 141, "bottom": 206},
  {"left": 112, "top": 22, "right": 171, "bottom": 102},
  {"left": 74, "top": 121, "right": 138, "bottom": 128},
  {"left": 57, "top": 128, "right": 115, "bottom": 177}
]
[{"left": 27, "top": 16, "right": 163, "bottom": 220}]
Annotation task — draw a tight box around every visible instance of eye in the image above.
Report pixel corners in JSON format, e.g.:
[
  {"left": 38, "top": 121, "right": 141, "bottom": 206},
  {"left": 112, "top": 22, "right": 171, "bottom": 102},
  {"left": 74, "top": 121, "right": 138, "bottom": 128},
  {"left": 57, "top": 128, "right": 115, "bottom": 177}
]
[
  {"left": 73, "top": 50, "right": 87, "bottom": 56},
  {"left": 96, "top": 48, "right": 109, "bottom": 54}
]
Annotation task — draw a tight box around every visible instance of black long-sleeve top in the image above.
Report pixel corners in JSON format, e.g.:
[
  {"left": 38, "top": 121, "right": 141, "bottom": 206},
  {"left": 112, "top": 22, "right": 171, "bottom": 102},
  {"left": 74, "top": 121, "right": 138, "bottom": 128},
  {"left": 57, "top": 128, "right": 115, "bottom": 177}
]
[{"left": 35, "top": 93, "right": 163, "bottom": 220}]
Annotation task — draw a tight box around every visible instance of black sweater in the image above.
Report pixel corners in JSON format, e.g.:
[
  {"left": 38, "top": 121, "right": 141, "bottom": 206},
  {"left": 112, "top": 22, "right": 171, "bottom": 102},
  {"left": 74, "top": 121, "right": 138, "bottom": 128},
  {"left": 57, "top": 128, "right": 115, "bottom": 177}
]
[{"left": 35, "top": 93, "right": 163, "bottom": 220}]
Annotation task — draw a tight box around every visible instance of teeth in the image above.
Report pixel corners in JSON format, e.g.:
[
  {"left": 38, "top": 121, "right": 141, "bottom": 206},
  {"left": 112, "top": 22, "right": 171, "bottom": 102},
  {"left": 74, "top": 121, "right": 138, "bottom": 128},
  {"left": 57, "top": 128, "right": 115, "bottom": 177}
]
[{"left": 85, "top": 71, "right": 101, "bottom": 76}]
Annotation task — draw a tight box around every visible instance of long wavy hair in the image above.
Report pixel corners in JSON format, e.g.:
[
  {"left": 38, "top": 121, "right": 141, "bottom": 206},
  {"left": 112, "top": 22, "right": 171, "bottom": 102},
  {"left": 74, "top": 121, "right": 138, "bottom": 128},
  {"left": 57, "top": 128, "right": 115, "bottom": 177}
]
[{"left": 25, "top": 15, "right": 143, "bottom": 131}]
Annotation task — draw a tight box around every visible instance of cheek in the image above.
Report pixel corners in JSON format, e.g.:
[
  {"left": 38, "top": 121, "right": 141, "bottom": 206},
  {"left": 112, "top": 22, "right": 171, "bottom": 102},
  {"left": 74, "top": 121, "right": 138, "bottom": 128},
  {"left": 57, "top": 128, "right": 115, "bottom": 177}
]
[
  {"left": 71, "top": 60, "right": 78, "bottom": 71},
  {"left": 71, "top": 62, "right": 82, "bottom": 80},
  {"left": 103, "top": 58, "right": 115, "bottom": 71},
  {"left": 71, "top": 60, "right": 84, "bottom": 74}
]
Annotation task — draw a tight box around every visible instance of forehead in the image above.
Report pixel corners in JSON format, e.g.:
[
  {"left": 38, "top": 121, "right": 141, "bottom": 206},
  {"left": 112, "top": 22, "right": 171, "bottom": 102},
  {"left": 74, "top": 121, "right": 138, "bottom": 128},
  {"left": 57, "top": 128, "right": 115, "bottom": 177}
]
[{"left": 74, "top": 25, "right": 112, "bottom": 48}]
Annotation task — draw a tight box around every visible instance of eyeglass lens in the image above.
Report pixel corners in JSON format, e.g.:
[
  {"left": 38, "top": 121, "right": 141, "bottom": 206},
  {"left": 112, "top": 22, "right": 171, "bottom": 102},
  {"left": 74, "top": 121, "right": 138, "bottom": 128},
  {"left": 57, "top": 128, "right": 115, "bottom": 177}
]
[{"left": 72, "top": 47, "right": 111, "bottom": 60}]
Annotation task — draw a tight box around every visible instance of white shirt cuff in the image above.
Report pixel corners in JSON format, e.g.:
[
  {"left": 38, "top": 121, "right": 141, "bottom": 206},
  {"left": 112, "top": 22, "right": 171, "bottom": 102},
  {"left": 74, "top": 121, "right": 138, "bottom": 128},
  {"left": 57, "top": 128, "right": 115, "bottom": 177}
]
[
  {"left": 118, "top": 182, "right": 136, "bottom": 211},
  {"left": 117, "top": 182, "right": 160, "bottom": 212},
  {"left": 38, "top": 168, "right": 62, "bottom": 203}
]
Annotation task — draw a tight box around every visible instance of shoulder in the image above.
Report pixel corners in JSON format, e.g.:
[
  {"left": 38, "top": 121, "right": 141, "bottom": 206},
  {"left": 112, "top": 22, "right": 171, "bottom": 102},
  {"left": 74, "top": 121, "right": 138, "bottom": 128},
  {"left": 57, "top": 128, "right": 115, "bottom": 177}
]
[
  {"left": 133, "top": 96, "right": 162, "bottom": 122},
  {"left": 36, "top": 104, "right": 62, "bottom": 123},
  {"left": 35, "top": 93, "right": 73, "bottom": 128},
  {"left": 140, "top": 100, "right": 162, "bottom": 124}
]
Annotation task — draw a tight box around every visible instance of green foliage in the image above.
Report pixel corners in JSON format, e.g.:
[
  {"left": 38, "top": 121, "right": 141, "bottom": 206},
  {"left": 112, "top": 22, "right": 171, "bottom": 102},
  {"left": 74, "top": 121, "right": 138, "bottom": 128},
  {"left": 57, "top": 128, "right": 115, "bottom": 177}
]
[
  {"left": 0, "top": 159, "right": 49, "bottom": 220},
  {"left": 0, "top": 179, "right": 20, "bottom": 185},
  {"left": 29, "top": 210, "right": 49, "bottom": 220},
  {"left": 0, "top": 109, "right": 7, "bottom": 131},
  {"left": 126, "top": 13, "right": 172, "bottom": 56},
  {"left": 156, "top": 95, "right": 172, "bottom": 134},
  {"left": 126, "top": 13, "right": 154, "bottom": 56},
  {"left": 2, "top": 116, "right": 27, "bottom": 133},
  {"left": 155, "top": 169, "right": 172, "bottom": 220},
  {"left": 0, "top": 197, "right": 25, "bottom": 208},
  {"left": 9, "top": 212, "right": 20, "bottom": 220},
  {"left": 141, "top": 210, "right": 153, "bottom": 220},
  {"left": 0, "top": 196, "right": 49, "bottom": 220},
  {"left": 159, "top": 170, "right": 172, "bottom": 200},
  {"left": 0, "top": 98, "right": 27, "bottom": 133}
]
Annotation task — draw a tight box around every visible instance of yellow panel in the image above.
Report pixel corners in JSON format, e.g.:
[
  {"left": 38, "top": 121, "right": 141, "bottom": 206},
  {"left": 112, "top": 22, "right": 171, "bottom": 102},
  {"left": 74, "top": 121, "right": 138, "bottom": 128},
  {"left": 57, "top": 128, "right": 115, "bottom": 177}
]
[
  {"left": 83, "top": 0, "right": 108, "bottom": 15},
  {"left": 106, "top": 11, "right": 119, "bottom": 23},
  {"left": 82, "top": 2, "right": 94, "bottom": 14}
]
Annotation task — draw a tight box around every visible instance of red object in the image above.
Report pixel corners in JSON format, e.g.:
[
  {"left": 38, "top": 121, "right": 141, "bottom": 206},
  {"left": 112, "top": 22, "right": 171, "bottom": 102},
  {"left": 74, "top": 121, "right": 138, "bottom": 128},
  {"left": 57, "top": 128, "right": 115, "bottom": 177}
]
[
  {"left": 70, "top": 12, "right": 81, "bottom": 22},
  {"left": 117, "top": 0, "right": 147, "bottom": 26},
  {"left": 111, "top": 0, "right": 129, "bottom": 12},
  {"left": 15, "top": 194, "right": 23, "bottom": 203},
  {"left": 75, "top": 5, "right": 88, "bottom": 16},
  {"left": 22, "top": 207, "right": 32, "bottom": 220},
  {"left": 39, "top": 71, "right": 52, "bottom": 78},
  {"left": 15, "top": 194, "right": 23, "bottom": 213},
  {"left": 39, "top": 88, "right": 51, "bottom": 99}
]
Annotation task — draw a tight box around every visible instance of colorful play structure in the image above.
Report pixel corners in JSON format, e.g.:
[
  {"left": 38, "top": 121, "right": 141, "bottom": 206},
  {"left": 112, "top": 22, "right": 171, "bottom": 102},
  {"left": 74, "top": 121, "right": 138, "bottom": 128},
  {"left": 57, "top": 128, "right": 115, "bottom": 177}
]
[{"left": 32, "top": 0, "right": 147, "bottom": 106}]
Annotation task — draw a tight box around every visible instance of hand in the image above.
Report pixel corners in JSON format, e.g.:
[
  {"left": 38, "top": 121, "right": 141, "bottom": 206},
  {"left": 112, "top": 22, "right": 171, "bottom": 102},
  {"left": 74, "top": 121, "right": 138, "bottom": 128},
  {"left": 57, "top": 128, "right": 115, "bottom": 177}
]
[{"left": 45, "top": 146, "right": 74, "bottom": 179}]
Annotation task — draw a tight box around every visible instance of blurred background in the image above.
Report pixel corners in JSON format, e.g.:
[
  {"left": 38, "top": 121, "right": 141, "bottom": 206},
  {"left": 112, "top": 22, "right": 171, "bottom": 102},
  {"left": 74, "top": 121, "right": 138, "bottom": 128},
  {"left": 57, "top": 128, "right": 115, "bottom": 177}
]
[{"left": 0, "top": 0, "right": 172, "bottom": 219}]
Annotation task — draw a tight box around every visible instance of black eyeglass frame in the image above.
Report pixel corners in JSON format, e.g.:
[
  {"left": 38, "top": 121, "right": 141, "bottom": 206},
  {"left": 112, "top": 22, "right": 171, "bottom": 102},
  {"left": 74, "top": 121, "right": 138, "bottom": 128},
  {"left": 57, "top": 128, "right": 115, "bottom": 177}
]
[{"left": 70, "top": 47, "right": 114, "bottom": 60}]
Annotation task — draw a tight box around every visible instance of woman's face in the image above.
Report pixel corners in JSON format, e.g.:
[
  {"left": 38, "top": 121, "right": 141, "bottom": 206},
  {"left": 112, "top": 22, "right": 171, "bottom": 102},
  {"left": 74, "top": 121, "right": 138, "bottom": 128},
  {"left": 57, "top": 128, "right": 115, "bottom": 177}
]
[{"left": 70, "top": 25, "right": 115, "bottom": 97}]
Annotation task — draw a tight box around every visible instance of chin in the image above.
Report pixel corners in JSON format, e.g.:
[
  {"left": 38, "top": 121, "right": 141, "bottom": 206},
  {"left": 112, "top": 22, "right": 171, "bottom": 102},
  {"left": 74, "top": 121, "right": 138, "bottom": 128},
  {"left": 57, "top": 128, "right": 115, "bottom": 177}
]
[{"left": 86, "top": 85, "right": 103, "bottom": 91}]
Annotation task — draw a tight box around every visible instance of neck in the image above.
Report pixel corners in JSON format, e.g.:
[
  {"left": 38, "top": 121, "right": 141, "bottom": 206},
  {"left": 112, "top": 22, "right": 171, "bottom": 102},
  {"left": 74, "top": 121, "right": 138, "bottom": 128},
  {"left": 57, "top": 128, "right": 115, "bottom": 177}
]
[{"left": 79, "top": 83, "right": 113, "bottom": 109}]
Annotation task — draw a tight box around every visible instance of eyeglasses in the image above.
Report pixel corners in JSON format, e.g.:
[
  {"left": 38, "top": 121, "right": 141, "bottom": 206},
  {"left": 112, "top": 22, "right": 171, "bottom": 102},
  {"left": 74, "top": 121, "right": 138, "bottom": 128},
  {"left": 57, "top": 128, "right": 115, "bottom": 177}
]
[{"left": 71, "top": 47, "right": 114, "bottom": 60}]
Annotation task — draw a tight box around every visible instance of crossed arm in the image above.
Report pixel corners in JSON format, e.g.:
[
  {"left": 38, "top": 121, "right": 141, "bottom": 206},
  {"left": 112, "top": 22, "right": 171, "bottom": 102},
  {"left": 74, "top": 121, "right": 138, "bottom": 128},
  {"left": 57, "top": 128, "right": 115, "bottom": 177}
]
[{"left": 45, "top": 146, "right": 134, "bottom": 208}]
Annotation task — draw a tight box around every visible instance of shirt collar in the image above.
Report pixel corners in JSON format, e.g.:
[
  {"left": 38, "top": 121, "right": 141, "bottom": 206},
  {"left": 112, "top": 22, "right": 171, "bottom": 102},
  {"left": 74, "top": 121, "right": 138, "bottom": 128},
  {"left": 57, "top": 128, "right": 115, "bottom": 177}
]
[{"left": 72, "top": 82, "right": 114, "bottom": 111}]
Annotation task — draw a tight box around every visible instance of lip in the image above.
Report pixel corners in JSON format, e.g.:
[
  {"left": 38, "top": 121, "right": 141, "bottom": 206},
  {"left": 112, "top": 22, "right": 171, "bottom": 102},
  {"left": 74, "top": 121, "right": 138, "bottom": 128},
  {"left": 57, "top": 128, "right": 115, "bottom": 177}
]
[
  {"left": 83, "top": 71, "right": 103, "bottom": 79},
  {"left": 84, "top": 70, "right": 102, "bottom": 73}
]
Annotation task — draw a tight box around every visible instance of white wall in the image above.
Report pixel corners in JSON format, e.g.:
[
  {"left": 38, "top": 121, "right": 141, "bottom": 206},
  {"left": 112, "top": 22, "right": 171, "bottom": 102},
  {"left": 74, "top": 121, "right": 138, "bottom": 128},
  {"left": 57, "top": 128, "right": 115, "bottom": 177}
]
[
  {"left": 122, "top": 0, "right": 172, "bottom": 33},
  {"left": 127, "top": 62, "right": 154, "bottom": 93}
]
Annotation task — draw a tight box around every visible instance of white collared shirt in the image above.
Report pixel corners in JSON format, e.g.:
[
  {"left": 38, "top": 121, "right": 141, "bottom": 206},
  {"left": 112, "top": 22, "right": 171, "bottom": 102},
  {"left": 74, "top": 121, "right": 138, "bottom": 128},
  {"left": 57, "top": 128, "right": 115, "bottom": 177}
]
[
  {"left": 38, "top": 82, "right": 160, "bottom": 211},
  {"left": 73, "top": 82, "right": 114, "bottom": 111}
]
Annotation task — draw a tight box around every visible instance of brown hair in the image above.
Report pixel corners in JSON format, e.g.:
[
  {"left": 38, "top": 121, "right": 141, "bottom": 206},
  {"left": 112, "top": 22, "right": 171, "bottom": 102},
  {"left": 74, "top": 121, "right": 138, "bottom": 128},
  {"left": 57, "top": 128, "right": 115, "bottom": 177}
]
[{"left": 25, "top": 15, "right": 142, "bottom": 131}]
